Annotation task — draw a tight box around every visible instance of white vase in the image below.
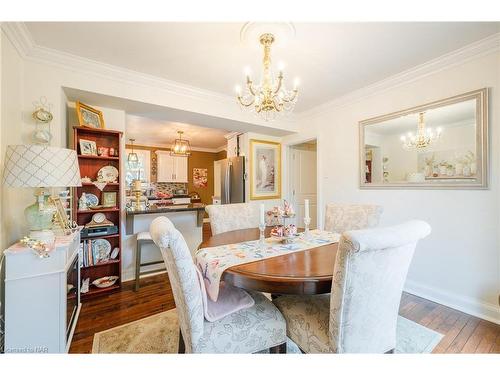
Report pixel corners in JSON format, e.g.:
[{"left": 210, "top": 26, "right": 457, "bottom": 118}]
[
  {"left": 447, "top": 168, "right": 454, "bottom": 177},
  {"left": 439, "top": 165, "right": 447, "bottom": 175},
  {"left": 455, "top": 163, "right": 463, "bottom": 176},
  {"left": 463, "top": 165, "right": 471, "bottom": 177},
  {"left": 470, "top": 162, "right": 477, "bottom": 175},
  {"left": 424, "top": 165, "right": 431, "bottom": 177}
]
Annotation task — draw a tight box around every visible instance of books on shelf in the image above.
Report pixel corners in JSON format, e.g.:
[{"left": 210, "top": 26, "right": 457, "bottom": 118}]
[{"left": 79, "top": 239, "right": 112, "bottom": 267}]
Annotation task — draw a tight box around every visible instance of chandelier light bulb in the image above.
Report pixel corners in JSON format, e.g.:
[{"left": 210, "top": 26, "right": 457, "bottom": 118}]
[
  {"left": 401, "top": 112, "right": 443, "bottom": 150},
  {"left": 293, "top": 77, "right": 300, "bottom": 89},
  {"left": 236, "top": 32, "right": 299, "bottom": 121},
  {"left": 278, "top": 61, "right": 285, "bottom": 72},
  {"left": 235, "top": 85, "right": 242, "bottom": 95},
  {"left": 244, "top": 66, "right": 251, "bottom": 77}
]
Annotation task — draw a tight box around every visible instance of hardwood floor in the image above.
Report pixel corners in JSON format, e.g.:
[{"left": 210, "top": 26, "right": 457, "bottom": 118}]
[{"left": 70, "top": 272, "right": 500, "bottom": 353}]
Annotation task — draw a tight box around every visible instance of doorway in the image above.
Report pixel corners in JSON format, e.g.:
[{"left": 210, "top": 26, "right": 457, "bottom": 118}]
[{"left": 289, "top": 140, "right": 318, "bottom": 229}]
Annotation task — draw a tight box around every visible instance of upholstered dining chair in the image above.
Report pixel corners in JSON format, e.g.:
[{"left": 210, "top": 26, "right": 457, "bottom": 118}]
[
  {"left": 273, "top": 220, "right": 431, "bottom": 353},
  {"left": 206, "top": 203, "right": 261, "bottom": 235},
  {"left": 150, "top": 216, "right": 287, "bottom": 354},
  {"left": 324, "top": 203, "right": 383, "bottom": 233}
]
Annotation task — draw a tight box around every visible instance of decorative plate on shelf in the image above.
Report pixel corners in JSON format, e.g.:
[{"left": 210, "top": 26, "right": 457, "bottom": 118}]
[
  {"left": 92, "top": 276, "right": 119, "bottom": 289},
  {"left": 97, "top": 166, "right": 119, "bottom": 183},
  {"left": 85, "top": 193, "right": 99, "bottom": 207},
  {"left": 92, "top": 238, "right": 112, "bottom": 263}
]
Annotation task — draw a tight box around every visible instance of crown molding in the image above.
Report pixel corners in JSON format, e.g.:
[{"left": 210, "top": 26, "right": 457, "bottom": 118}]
[
  {"left": 298, "top": 32, "right": 500, "bottom": 120},
  {"left": 223, "top": 131, "right": 242, "bottom": 139},
  {"left": 3, "top": 23, "right": 499, "bottom": 124},
  {"left": 2, "top": 22, "right": 298, "bottom": 131},
  {"left": 127, "top": 142, "right": 224, "bottom": 153},
  {"left": 1, "top": 22, "right": 240, "bottom": 107},
  {"left": 215, "top": 145, "right": 227, "bottom": 153},
  {"left": 0, "top": 22, "right": 34, "bottom": 57}
]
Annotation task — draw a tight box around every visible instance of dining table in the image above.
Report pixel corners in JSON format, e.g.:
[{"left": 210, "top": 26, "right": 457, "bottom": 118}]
[{"left": 197, "top": 227, "right": 339, "bottom": 295}]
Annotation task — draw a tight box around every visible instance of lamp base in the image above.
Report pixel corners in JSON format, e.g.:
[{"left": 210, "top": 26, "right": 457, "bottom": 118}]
[{"left": 29, "top": 230, "right": 56, "bottom": 247}]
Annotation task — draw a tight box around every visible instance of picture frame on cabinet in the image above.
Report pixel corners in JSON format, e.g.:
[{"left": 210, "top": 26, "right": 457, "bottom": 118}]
[
  {"left": 79, "top": 139, "right": 97, "bottom": 155},
  {"left": 76, "top": 101, "right": 105, "bottom": 129}
]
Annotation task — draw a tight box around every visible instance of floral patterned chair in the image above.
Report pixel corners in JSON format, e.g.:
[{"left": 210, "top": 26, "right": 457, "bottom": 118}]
[
  {"left": 150, "top": 216, "right": 287, "bottom": 353},
  {"left": 273, "top": 220, "right": 431, "bottom": 353},
  {"left": 206, "top": 203, "right": 270, "bottom": 235},
  {"left": 324, "top": 203, "right": 383, "bottom": 233}
]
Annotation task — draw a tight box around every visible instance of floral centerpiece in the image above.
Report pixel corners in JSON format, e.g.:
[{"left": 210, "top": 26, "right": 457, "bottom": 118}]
[{"left": 269, "top": 200, "right": 298, "bottom": 243}]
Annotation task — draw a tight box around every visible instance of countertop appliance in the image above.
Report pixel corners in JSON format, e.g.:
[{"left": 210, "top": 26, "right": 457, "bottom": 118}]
[{"left": 220, "top": 156, "right": 245, "bottom": 204}]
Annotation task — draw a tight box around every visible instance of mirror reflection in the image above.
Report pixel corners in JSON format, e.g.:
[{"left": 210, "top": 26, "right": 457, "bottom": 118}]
[{"left": 361, "top": 89, "right": 487, "bottom": 188}]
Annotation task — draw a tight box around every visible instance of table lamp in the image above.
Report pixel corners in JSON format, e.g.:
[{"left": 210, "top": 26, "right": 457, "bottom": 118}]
[{"left": 2, "top": 145, "right": 81, "bottom": 245}]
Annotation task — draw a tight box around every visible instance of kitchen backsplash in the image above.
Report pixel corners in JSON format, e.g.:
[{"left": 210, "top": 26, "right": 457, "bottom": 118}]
[{"left": 152, "top": 182, "right": 188, "bottom": 195}]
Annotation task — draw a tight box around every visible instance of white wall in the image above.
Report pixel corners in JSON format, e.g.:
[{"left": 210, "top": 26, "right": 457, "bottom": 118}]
[
  {"left": 1, "top": 31, "right": 26, "bottom": 248},
  {"left": 294, "top": 51, "right": 500, "bottom": 323}
]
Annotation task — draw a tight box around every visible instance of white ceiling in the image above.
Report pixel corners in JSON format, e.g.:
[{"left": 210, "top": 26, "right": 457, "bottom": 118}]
[
  {"left": 126, "top": 115, "right": 229, "bottom": 149},
  {"left": 25, "top": 22, "right": 499, "bottom": 112},
  {"left": 366, "top": 99, "right": 476, "bottom": 136}
]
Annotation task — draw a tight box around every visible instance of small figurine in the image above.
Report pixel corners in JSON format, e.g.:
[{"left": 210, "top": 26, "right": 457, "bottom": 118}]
[
  {"left": 283, "top": 200, "right": 295, "bottom": 216},
  {"left": 79, "top": 192, "right": 88, "bottom": 211},
  {"left": 81, "top": 278, "right": 90, "bottom": 294}
]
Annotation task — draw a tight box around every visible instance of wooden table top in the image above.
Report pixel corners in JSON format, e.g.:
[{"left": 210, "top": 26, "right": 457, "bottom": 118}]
[{"left": 198, "top": 227, "right": 338, "bottom": 295}]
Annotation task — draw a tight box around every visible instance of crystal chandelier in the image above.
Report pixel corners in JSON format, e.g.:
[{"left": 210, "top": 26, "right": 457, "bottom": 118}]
[
  {"left": 171, "top": 131, "right": 191, "bottom": 157},
  {"left": 236, "top": 33, "right": 299, "bottom": 121},
  {"left": 401, "top": 112, "right": 442, "bottom": 150}
]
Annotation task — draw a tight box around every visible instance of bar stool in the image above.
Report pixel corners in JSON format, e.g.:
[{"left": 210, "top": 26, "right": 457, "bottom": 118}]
[{"left": 135, "top": 231, "right": 166, "bottom": 291}]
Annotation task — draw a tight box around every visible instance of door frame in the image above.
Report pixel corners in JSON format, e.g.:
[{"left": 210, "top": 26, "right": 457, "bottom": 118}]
[{"left": 282, "top": 136, "right": 322, "bottom": 229}]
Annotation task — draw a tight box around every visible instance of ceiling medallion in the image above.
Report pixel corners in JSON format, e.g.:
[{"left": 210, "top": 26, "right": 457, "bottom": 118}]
[
  {"left": 401, "top": 112, "right": 443, "bottom": 150},
  {"left": 171, "top": 131, "right": 192, "bottom": 157},
  {"left": 236, "top": 32, "right": 299, "bottom": 122}
]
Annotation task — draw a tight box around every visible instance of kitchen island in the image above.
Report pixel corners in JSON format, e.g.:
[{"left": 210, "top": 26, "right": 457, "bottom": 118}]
[{"left": 125, "top": 203, "right": 206, "bottom": 256}]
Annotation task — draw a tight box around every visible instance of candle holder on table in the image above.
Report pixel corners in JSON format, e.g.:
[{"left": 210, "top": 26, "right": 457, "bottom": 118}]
[
  {"left": 258, "top": 223, "right": 266, "bottom": 249},
  {"left": 303, "top": 216, "right": 311, "bottom": 240}
]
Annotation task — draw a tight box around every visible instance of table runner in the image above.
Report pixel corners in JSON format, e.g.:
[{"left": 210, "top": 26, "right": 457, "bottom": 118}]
[{"left": 195, "top": 229, "right": 340, "bottom": 301}]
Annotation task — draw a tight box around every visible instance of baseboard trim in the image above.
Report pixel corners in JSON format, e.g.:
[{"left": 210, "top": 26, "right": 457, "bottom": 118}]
[
  {"left": 122, "top": 268, "right": 166, "bottom": 283},
  {"left": 404, "top": 280, "right": 500, "bottom": 325}
]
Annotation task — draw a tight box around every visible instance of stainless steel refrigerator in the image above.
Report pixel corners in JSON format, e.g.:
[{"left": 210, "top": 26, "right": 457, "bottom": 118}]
[{"left": 220, "top": 156, "right": 245, "bottom": 204}]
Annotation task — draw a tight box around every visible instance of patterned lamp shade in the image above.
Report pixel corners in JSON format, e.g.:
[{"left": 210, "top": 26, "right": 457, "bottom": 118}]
[{"left": 2, "top": 145, "right": 82, "bottom": 187}]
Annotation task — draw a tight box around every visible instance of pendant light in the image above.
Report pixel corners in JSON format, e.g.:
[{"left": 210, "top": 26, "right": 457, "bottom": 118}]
[
  {"left": 128, "top": 138, "right": 139, "bottom": 168},
  {"left": 170, "top": 131, "right": 192, "bottom": 157}
]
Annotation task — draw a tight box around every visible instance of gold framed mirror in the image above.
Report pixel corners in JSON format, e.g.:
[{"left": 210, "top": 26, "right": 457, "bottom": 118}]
[{"left": 359, "top": 88, "right": 488, "bottom": 189}]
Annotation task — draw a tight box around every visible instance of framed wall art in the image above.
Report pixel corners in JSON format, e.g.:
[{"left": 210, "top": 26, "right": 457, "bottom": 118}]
[
  {"left": 76, "top": 101, "right": 105, "bottom": 129},
  {"left": 249, "top": 139, "right": 281, "bottom": 200}
]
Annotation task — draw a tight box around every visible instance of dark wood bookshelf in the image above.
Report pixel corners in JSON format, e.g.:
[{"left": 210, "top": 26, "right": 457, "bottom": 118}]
[
  {"left": 72, "top": 125, "right": 123, "bottom": 300},
  {"left": 78, "top": 154, "right": 120, "bottom": 161},
  {"left": 80, "top": 259, "right": 120, "bottom": 270},
  {"left": 84, "top": 284, "right": 121, "bottom": 297}
]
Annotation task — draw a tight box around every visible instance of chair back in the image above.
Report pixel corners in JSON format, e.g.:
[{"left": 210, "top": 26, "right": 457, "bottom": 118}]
[
  {"left": 150, "top": 216, "right": 204, "bottom": 353},
  {"left": 329, "top": 220, "right": 431, "bottom": 353},
  {"left": 206, "top": 203, "right": 261, "bottom": 235},
  {"left": 324, "top": 203, "right": 383, "bottom": 233}
]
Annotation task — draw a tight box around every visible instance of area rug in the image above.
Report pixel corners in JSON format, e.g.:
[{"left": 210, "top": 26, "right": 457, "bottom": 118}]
[{"left": 92, "top": 309, "right": 442, "bottom": 354}]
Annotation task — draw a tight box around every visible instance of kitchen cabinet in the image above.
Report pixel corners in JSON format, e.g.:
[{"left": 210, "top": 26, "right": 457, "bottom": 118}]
[{"left": 156, "top": 151, "right": 188, "bottom": 183}]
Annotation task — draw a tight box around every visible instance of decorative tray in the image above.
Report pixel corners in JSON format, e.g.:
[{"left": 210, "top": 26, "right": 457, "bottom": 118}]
[
  {"left": 92, "top": 276, "right": 119, "bottom": 288},
  {"left": 270, "top": 233, "right": 300, "bottom": 244}
]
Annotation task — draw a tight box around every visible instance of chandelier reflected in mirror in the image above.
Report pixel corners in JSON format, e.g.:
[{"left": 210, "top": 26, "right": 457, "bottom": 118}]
[
  {"left": 401, "top": 112, "right": 442, "bottom": 150},
  {"left": 236, "top": 33, "right": 299, "bottom": 122},
  {"left": 170, "top": 131, "right": 191, "bottom": 157}
]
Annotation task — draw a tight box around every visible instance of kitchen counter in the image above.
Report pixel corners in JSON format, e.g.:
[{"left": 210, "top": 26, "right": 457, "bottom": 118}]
[
  {"left": 125, "top": 203, "right": 206, "bottom": 241},
  {"left": 126, "top": 203, "right": 205, "bottom": 216}
]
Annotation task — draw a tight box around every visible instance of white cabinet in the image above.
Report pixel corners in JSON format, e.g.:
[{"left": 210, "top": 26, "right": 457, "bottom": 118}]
[
  {"left": 4, "top": 230, "right": 81, "bottom": 353},
  {"left": 156, "top": 151, "right": 188, "bottom": 183}
]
